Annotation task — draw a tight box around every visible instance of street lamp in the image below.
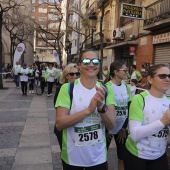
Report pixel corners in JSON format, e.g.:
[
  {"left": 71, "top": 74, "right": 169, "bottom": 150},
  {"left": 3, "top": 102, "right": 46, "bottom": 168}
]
[
  {"left": 65, "top": 40, "right": 71, "bottom": 64},
  {"left": 33, "top": 51, "right": 36, "bottom": 63},
  {"left": 89, "top": 15, "right": 97, "bottom": 48},
  {"left": 11, "top": 34, "right": 16, "bottom": 65}
]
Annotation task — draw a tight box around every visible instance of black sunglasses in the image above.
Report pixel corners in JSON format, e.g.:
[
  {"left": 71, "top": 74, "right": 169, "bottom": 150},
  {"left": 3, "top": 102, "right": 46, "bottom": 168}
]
[
  {"left": 81, "top": 58, "right": 101, "bottom": 66},
  {"left": 153, "top": 74, "right": 170, "bottom": 79},
  {"left": 68, "top": 72, "right": 80, "bottom": 77}
]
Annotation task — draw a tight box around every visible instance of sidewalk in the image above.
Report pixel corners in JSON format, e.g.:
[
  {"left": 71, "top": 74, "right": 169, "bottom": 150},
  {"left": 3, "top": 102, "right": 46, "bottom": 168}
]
[
  {"left": 2, "top": 79, "right": 170, "bottom": 169},
  {"left": 0, "top": 79, "right": 118, "bottom": 170}
]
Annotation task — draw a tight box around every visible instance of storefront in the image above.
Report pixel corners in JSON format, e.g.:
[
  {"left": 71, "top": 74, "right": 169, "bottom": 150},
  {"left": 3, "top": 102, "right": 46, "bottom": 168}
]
[
  {"left": 153, "top": 32, "right": 170, "bottom": 65},
  {"left": 105, "top": 40, "right": 137, "bottom": 72}
]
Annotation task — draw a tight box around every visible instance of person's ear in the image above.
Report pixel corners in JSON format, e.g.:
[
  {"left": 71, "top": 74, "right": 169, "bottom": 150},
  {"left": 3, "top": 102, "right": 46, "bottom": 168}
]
[{"left": 147, "top": 76, "right": 153, "bottom": 85}]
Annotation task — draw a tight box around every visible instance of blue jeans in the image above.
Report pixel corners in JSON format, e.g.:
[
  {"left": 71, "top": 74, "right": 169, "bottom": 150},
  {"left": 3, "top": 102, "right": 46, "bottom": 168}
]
[{"left": 14, "top": 75, "right": 19, "bottom": 87}]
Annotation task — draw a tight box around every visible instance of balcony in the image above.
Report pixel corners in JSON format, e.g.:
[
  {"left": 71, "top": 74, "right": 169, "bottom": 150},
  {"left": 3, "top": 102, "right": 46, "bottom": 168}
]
[
  {"left": 97, "top": 0, "right": 109, "bottom": 8},
  {"left": 87, "top": 1, "right": 98, "bottom": 15},
  {"left": 143, "top": 0, "right": 170, "bottom": 31},
  {"left": 93, "top": 29, "right": 112, "bottom": 45},
  {"left": 85, "top": 38, "right": 91, "bottom": 49}
]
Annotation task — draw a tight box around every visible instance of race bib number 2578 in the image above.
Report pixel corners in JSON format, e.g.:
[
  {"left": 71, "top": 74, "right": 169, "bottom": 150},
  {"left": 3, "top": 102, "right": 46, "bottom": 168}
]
[{"left": 74, "top": 124, "right": 102, "bottom": 146}]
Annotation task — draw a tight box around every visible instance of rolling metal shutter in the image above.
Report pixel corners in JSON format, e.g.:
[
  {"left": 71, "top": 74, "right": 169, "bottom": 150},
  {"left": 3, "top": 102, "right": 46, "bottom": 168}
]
[{"left": 154, "top": 43, "right": 170, "bottom": 65}]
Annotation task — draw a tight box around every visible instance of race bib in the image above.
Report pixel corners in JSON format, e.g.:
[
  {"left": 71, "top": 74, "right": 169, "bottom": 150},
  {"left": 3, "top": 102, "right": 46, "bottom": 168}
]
[
  {"left": 74, "top": 124, "right": 102, "bottom": 146},
  {"left": 149, "top": 126, "right": 169, "bottom": 141},
  {"left": 116, "top": 106, "right": 128, "bottom": 117}
]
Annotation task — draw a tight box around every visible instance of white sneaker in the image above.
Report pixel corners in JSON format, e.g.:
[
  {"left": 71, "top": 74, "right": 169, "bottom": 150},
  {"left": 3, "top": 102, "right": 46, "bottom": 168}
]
[
  {"left": 32, "top": 90, "right": 34, "bottom": 94},
  {"left": 49, "top": 94, "right": 52, "bottom": 96},
  {"left": 29, "top": 91, "right": 31, "bottom": 94},
  {"left": 47, "top": 94, "right": 50, "bottom": 97}
]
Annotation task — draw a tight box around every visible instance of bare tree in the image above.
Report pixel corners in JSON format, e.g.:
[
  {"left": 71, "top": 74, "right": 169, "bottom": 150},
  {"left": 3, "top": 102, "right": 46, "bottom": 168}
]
[
  {"left": 0, "top": 0, "right": 26, "bottom": 89},
  {"left": 32, "top": 0, "right": 91, "bottom": 65},
  {"left": 3, "top": 8, "right": 34, "bottom": 64}
]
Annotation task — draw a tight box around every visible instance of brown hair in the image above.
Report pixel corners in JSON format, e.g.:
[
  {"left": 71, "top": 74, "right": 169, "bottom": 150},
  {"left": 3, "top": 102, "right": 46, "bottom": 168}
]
[
  {"left": 147, "top": 64, "right": 168, "bottom": 89},
  {"left": 79, "top": 49, "right": 99, "bottom": 63}
]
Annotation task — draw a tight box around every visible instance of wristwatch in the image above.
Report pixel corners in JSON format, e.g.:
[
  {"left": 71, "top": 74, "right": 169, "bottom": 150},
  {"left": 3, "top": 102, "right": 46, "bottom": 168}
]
[{"left": 97, "top": 104, "right": 107, "bottom": 113}]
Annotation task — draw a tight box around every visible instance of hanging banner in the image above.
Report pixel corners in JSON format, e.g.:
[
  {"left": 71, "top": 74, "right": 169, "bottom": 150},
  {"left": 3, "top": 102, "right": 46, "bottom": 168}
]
[
  {"left": 13, "top": 43, "right": 26, "bottom": 66},
  {"left": 53, "top": 49, "right": 60, "bottom": 65},
  {"left": 129, "top": 46, "right": 136, "bottom": 55}
]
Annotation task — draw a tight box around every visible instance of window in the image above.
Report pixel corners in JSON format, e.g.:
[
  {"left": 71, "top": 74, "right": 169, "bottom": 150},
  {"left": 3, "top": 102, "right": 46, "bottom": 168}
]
[
  {"left": 49, "top": 0, "right": 60, "bottom": 3},
  {"left": 40, "top": 25, "right": 47, "bottom": 29},
  {"left": 38, "top": 17, "right": 47, "bottom": 21},
  {"left": 69, "top": 14, "right": 73, "bottom": 22},
  {"left": 49, "top": 23, "right": 59, "bottom": 29},
  {"left": 39, "top": 0, "right": 47, "bottom": 4},
  {"left": 32, "top": 0, "right": 35, "bottom": 3},
  {"left": 32, "top": 7, "right": 35, "bottom": 12},
  {"left": 70, "top": 0, "right": 74, "bottom": 5},
  {"left": 48, "top": 14, "right": 61, "bottom": 20},
  {"left": 38, "top": 33, "right": 46, "bottom": 38},
  {"left": 49, "top": 9, "right": 58, "bottom": 12},
  {"left": 39, "top": 8, "right": 47, "bottom": 13},
  {"left": 40, "top": 49, "right": 46, "bottom": 53},
  {"left": 38, "top": 41, "right": 46, "bottom": 46}
]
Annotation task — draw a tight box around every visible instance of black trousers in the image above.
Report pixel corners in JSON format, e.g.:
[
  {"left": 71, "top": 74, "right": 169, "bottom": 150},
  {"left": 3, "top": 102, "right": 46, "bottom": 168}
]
[
  {"left": 124, "top": 146, "right": 169, "bottom": 170},
  {"left": 41, "top": 78, "right": 45, "bottom": 93},
  {"left": 29, "top": 79, "right": 34, "bottom": 90},
  {"left": 47, "top": 82, "right": 53, "bottom": 95},
  {"left": 21, "top": 81, "right": 28, "bottom": 94},
  {"left": 62, "top": 161, "right": 107, "bottom": 170}
]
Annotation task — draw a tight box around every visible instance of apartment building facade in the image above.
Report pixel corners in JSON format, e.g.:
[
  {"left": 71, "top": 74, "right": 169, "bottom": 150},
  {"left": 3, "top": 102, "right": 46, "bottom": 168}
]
[
  {"left": 31, "top": 0, "right": 62, "bottom": 63},
  {"left": 69, "top": 0, "right": 170, "bottom": 72}
]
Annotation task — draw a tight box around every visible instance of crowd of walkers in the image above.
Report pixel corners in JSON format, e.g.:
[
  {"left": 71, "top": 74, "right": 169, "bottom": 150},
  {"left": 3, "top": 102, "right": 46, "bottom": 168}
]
[
  {"left": 53, "top": 49, "right": 170, "bottom": 170},
  {"left": 11, "top": 61, "right": 62, "bottom": 96}
]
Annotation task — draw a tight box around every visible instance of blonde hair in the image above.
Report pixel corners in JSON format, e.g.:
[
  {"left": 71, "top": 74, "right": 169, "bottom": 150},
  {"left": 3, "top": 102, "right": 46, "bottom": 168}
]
[{"left": 59, "top": 63, "right": 79, "bottom": 84}]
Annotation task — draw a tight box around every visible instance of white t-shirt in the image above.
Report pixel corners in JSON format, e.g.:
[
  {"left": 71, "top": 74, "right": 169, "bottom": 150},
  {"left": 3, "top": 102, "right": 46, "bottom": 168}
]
[
  {"left": 56, "top": 79, "right": 116, "bottom": 166},
  {"left": 131, "top": 71, "right": 137, "bottom": 79},
  {"left": 13, "top": 65, "right": 21, "bottom": 75},
  {"left": 130, "top": 85, "right": 136, "bottom": 98},
  {"left": 126, "top": 91, "right": 170, "bottom": 160},
  {"left": 46, "top": 68, "right": 55, "bottom": 82},
  {"left": 19, "top": 68, "right": 30, "bottom": 82},
  {"left": 106, "top": 81, "right": 132, "bottom": 134}
]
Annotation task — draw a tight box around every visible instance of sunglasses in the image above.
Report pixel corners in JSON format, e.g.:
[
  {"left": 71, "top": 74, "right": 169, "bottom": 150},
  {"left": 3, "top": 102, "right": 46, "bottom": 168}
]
[
  {"left": 153, "top": 74, "right": 170, "bottom": 79},
  {"left": 81, "top": 58, "right": 101, "bottom": 66},
  {"left": 68, "top": 72, "right": 80, "bottom": 77},
  {"left": 119, "top": 69, "right": 128, "bottom": 73}
]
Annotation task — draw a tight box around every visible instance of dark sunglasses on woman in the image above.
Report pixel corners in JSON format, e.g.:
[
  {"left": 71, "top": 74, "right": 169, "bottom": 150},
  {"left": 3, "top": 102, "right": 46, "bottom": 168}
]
[
  {"left": 68, "top": 72, "right": 80, "bottom": 77},
  {"left": 153, "top": 74, "right": 170, "bottom": 79}
]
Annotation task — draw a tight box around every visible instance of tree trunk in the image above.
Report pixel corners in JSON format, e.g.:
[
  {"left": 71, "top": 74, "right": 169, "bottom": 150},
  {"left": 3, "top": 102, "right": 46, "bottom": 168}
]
[
  {"left": 99, "top": 2, "right": 105, "bottom": 81},
  {"left": 0, "top": 13, "right": 4, "bottom": 89}
]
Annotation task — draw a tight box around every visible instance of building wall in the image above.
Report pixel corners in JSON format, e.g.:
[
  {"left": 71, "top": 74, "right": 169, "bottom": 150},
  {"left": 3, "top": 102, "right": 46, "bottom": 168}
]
[{"left": 136, "top": 36, "right": 154, "bottom": 71}]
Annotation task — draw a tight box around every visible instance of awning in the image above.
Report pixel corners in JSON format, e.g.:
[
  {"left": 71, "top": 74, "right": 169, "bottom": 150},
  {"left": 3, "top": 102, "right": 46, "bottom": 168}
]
[{"left": 105, "top": 40, "right": 138, "bottom": 49}]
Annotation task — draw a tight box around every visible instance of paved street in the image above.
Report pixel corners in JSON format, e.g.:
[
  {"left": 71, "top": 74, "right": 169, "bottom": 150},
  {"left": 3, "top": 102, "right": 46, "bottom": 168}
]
[{"left": 0, "top": 79, "right": 117, "bottom": 170}]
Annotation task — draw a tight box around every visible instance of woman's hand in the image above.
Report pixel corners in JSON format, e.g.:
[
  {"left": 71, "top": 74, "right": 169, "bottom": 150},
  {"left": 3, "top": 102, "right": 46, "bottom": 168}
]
[
  {"left": 86, "top": 85, "right": 106, "bottom": 114},
  {"left": 94, "top": 85, "right": 106, "bottom": 110},
  {"left": 160, "top": 104, "right": 170, "bottom": 126},
  {"left": 117, "top": 128, "right": 127, "bottom": 144}
]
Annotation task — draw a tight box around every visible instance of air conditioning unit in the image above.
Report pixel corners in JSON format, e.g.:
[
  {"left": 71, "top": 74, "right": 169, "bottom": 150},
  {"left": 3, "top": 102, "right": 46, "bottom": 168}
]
[{"left": 113, "top": 28, "right": 125, "bottom": 40}]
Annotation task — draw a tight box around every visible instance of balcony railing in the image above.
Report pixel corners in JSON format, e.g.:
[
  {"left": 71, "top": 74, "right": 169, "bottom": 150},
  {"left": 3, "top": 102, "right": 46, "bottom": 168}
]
[
  {"left": 93, "top": 29, "right": 112, "bottom": 45},
  {"left": 143, "top": 0, "right": 170, "bottom": 30},
  {"left": 87, "top": 1, "right": 98, "bottom": 15},
  {"left": 97, "top": 0, "right": 109, "bottom": 8}
]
